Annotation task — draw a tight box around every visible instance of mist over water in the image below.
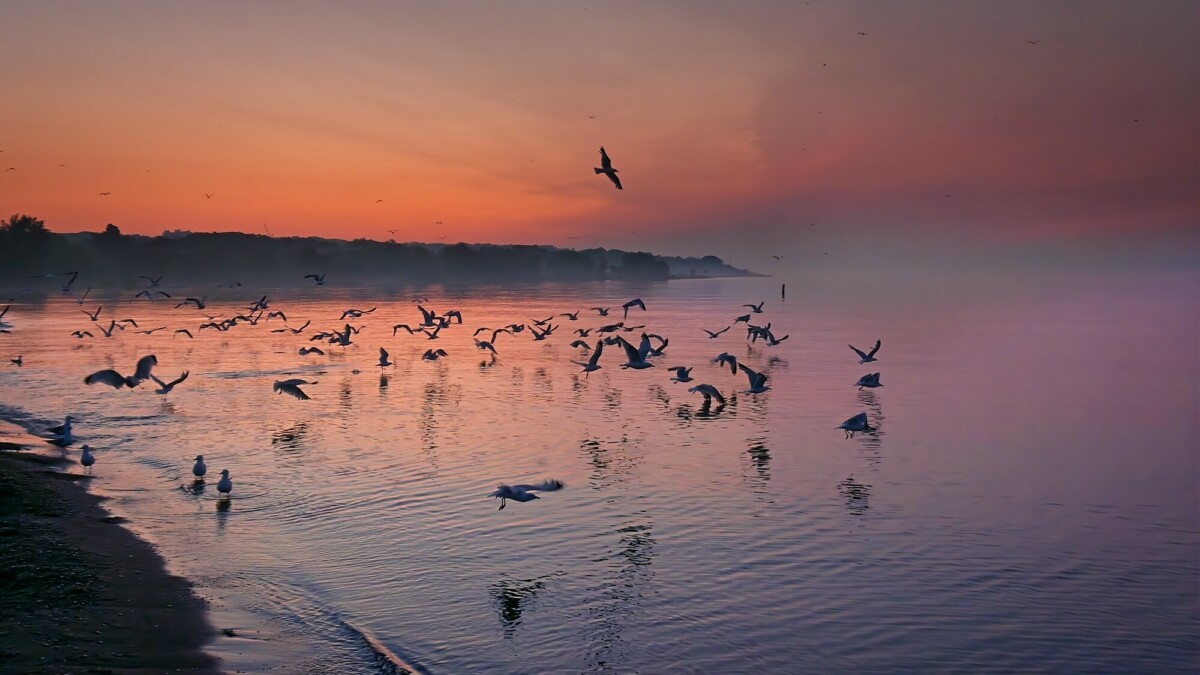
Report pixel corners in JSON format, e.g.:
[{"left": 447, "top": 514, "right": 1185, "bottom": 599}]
[{"left": 1, "top": 272, "right": 1196, "bottom": 673}]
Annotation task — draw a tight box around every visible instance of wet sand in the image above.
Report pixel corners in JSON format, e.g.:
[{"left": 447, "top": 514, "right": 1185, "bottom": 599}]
[{"left": 0, "top": 422, "right": 219, "bottom": 674}]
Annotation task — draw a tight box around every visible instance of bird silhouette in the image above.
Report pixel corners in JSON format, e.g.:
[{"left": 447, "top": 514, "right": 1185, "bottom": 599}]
[{"left": 594, "top": 147, "right": 622, "bottom": 189}]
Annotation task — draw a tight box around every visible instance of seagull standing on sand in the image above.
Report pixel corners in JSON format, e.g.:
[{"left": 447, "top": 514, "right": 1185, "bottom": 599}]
[
  {"left": 192, "top": 455, "right": 207, "bottom": 481},
  {"left": 594, "top": 147, "right": 622, "bottom": 190},
  {"left": 80, "top": 445, "right": 95, "bottom": 473},
  {"left": 490, "top": 479, "right": 564, "bottom": 510},
  {"left": 47, "top": 416, "right": 75, "bottom": 446},
  {"left": 850, "top": 340, "right": 881, "bottom": 364},
  {"left": 217, "top": 469, "right": 233, "bottom": 500}
]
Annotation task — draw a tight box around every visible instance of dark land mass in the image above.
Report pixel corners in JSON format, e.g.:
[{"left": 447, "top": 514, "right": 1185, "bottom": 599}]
[
  {"left": 0, "top": 425, "right": 218, "bottom": 674},
  {"left": 1, "top": 215, "right": 762, "bottom": 288}
]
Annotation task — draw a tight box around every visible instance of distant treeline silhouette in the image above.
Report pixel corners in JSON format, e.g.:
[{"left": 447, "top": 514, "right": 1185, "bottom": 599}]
[{"left": 0, "top": 215, "right": 757, "bottom": 288}]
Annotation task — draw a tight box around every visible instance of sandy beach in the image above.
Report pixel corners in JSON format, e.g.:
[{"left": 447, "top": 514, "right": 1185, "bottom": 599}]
[{"left": 0, "top": 421, "right": 219, "bottom": 674}]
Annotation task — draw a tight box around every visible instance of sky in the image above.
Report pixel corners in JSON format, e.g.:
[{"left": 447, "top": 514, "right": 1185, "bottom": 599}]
[{"left": 1, "top": 0, "right": 1197, "bottom": 270}]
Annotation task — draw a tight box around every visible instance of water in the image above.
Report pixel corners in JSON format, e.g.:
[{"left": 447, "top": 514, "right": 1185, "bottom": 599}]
[{"left": 1, "top": 273, "right": 1196, "bottom": 673}]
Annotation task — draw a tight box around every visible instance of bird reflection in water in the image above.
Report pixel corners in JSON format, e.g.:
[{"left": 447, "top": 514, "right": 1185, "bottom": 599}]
[
  {"left": 578, "top": 436, "right": 641, "bottom": 489},
  {"left": 745, "top": 438, "right": 771, "bottom": 489},
  {"left": 271, "top": 421, "right": 311, "bottom": 453},
  {"left": 586, "top": 519, "right": 656, "bottom": 670},
  {"left": 379, "top": 371, "right": 389, "bottom": 394},
  {"left": 856, "top": 390, "right": 885, "bottom": 458},
  {"left": 838, "top": 475, "right": 871, "bottom": 517},
  {"left": 488, "top": 571, "right": 565, "bottom": 638}
]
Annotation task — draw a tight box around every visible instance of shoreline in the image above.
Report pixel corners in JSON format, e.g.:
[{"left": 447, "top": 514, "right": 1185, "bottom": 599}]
[{"left": 0, "top": 422, "right": 220, "bottom": 674}]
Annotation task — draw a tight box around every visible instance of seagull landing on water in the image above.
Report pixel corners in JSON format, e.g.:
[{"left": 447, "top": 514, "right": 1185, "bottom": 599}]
[
  {"left": 743, "top": 301, "right": 764, "bottom": 313},
  {"left": 738, "top": 363, "right": 770, "bottom": 394},
  {"left": 150, "top": 371, "right": 189, "bottom": 396},
  {"left": 850, "top": 340, "right": 881, "bottom": 364},
  {"left": 80, "top": 445, "right": 95, "bottom": 473},
  {"left": 837, "top": 412, "right": 874, "bottom": 438},
  {"left": 490, "top": 479, "right": 564, "bottom": 510},
  {"left": 688, "top": 383, "right": 726, "bottom": 405},
  {"left": 855, "top": 372, "right": 882, "bottom": 389},
  {"left": 192, "top": 455, "right": 207, "bottom": 482},
  {"left": 594, "top": 147, "right": 622, "bottom": 190},
  {"left": 216, "top": 469, "right": 232, "bottom": 500},
  {"left": 378, "top": 347, "right": 393, "bottom": 367},
  {"left": 274, "top": 379, "right": 316, "bottom": 400}
]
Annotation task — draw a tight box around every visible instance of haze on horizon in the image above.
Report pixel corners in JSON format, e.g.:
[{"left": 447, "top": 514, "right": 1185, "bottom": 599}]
[{"left": 1, "top": 0, "right": 1197, "bottom": 271}]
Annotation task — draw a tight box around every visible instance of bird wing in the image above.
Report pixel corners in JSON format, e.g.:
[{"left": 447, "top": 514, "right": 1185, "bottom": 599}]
[
  {"left": 616, "top": 337, "right": 642, "bottom": 363},
  {"left": 510, "top": 479, "right": 565, "bottom": 493},
  {"left": 380, "top": 347, "right": 389, "bottom": 360},
  {"left": 84, "top": 369, "right": 127, "bottom": 388},
  {"left": 167, "top": 371, "right": 189, "bottom": 387},
  {"left": 599, "top": 147, "right": 612, "bottom": 171},
  {"left": 608, "top": 172, "right": 623, "bottom": 189},
  {"left": 588, "top": 339, "right": 605, "bottom": 366},
  {"left": 867, "top": 340, "right": 881, "bottom": 358},
  {"left": 132, "top": 355, "right": 157, "bottom": 380},
  {"left": 849, "top": 344, "right": 868, "bottom": 360}
]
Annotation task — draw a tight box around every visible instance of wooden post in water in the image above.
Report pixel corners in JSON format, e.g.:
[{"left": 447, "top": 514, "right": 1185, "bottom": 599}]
[{"left": 781, "top": 283, "right": 786, "bottom": 300}]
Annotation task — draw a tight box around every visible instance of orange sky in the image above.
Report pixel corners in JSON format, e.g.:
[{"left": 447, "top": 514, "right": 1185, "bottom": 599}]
[{"left": 1, "top": 1, "right": 1197, "bottom": 268}]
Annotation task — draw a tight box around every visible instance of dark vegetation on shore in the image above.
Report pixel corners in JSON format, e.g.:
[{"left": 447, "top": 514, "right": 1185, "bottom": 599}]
[
  {"left": 1, "top": 214, "right": 759, "bottom": 288},
  {"left": 0, "top": 444, "right": 217, "bottom": 674}
]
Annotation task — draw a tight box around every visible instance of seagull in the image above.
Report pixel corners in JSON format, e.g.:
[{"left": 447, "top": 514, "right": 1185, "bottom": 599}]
[
  {"left": 174, "top": 329, "right": 194, "bottom": 339},
  {"left": 569, "top": 340, "right": 590, "bottom": 350},
  {"left": 712, "top": 352, "right": 738, "bottom": 375},
  {"left": 594, "top": 147, "right": 622, "bottom": 190},
  {"left": 139, "top": 275, "right": 163, "bottom": 287},
  {"left": 149, "top": 371, "right": 189, "bottom": 395},
  {"left": 422, "top": 348, "right": 448, "bottom": 361},
  {"left": 71, "top": 330, "right": 94, "bottom": 339},
  {"left": 299, "top": 346, "right": 325, "bottom": 356},
  {"left": 47, "top": 416, "right": 74, "bottom": 445},
  {"left": 84, "top": 355, "right": 157, "bottom": 389},
  {"left": 204, "top": 193, "right": 213, "bottom": 199},
  {"left": 95, "top": 320, "right": 118, "bottom": 338},
  {"left": 743, "top": 301, "right": 764, "bottom": 313},
  {"left": 1027, "top": 39, "right": 1040, "bottom": 45},
  {"left": 176, "top": 296, "right": 207, "bottom": 310},
  {"left": 622, "top": 298, "right": 646, "bottom": 319},
  {"left": 591, "top": 307, "right": 610, "bottom": 316},
  {"left": 271, "top": 320, "right": 311, "bottom": 335},
  {"left": 216, "top": 469, "right": 232, "bottom": 500},
  {"left": 80, "top": 445, "right": 95, "bottom": 473},
  {"left": 475, "top": 328, "right": 509, "bottom": 354},
  {"left": 703, "top": 326, "right": 730, "bottom": 339},
  {"left": 305, "top": 272, "right": 326, "bottom": 286},
  {"left": 572, "top": 339, "right": 605, "bottom": 376},
  {"left": 11, "top": 355, "right": 22, "bottom": 366},
  {"left": 192, "top": 455, "right": 206, "bottom": 481},
  {"left": 688, "top": 383, "right": 726, "bottom": 405},
  {"left": 489, "top": 479, "right": 564, "bottom": 510},
  {"left": 849, "top": 340, "right": 881, "bottom": 364},
  {"left": 560, "top": 311, "right": 580, "bottom": 321},
  {"left": 378, "top": 347, "right": 393, "bottom": 367},
  {"left": 854, "top": 372, "right": 882, "bottom": 389},
  {"left": 738, "top": 363, "right": 770, "bottom": 393},
  {"left": 99, "top": 192, "right": 111, "bottom": 196},
  {"left": 274, "top": 379, "right": 315, "bottom": 400},
  {"left": 75, "top": 286, "right": 92, "bottom": 304},
  {"left": 614, "top": 336, "right": 654, "bottom": 369},
  {"left": 733, "top": 314, "right": 751, "bottom": 324},
  {"left": 392, "top": 324, "right": 418, "bottom": 336},
  {"left": 667, "top": 366, "right": 694, "bottom": 382},
  {"left": 837, "top": 412, "right": 874, "bottom": 438}
]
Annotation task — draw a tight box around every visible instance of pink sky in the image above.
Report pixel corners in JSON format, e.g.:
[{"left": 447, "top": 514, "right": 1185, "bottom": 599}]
[{"left": 1, "top": 0, "right": 1196, "bottom": 268}]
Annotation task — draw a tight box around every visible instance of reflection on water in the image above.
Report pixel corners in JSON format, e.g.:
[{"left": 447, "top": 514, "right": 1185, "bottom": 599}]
[
  {"left": 838, "top": 475, "right": 871, "bottom": 517},
  {"left": 0, "top": 274, "right": 1195, "bottom": 673},
  {"left": 489, "top": 571, "right": 564, "bottom": 639}
]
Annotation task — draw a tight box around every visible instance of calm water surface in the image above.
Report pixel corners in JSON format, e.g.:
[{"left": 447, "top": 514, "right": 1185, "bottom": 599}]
[{"left": 1, "top": 273, "right": 1196, "bottom": 673}]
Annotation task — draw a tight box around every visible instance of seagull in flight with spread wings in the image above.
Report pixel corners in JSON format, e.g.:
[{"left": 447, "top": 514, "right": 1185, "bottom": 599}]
[
  {"left": 849, "top": 340, "right": 881, "bottom": 364},
  {"left": 594, "top": 147, "right": 622, "bottom": 190}
]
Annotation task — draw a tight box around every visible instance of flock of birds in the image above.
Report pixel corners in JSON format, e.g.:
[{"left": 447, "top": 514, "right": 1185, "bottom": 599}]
[{"left": 8, "top": 263, "right": 884, "bottom": 510}]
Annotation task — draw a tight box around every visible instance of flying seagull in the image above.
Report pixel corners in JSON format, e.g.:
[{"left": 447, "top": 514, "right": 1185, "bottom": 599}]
[
  {"left": 703, "top": 326, "right": 731, "bottom": 339},
  {"left": 572, "top": 339, "right": 605, "bottom": 376},
  {"left": 688, "top": 383, "right": 726, "bottom": 405},
  {"left": 594, "top": 147, "right": 622, "bottom": 190},
  {"left": 738, "top": 363, "right": 770, "bottom": 393},
  {"left": 622, "top": 298, "right": 646, "bottom": 319},
  {"left": 667, "top": 366, "right": 694, "bottom": 382},
  {"left": 274, "top": 379, "right": 316, "bottom": 400},
  {"left": 149, "top": 371, "right": 189, "bottom": 396},
  {"left": 837, "top": 412, "right": 874, "bottom": 438},
  {"left": 489, "top": 479, "right": 564, "bottom": 510},
  {"left": 854, "top": 372, "right": 882, "bottom": 389},
  {"left": 849, "top": 340, "right": 881, "bottom": 364}
]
